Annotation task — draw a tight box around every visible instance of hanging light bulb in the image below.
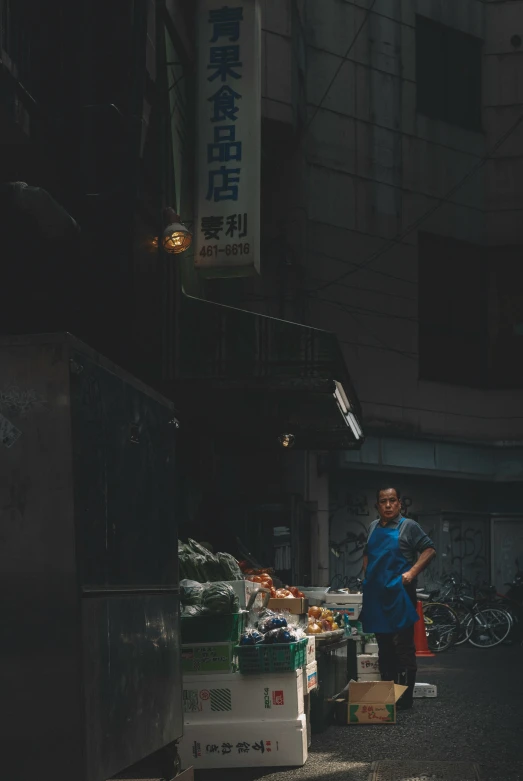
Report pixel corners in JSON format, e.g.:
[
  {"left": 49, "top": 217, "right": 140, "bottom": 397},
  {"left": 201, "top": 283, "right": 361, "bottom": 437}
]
[
  {"left": 278, "top": 433, "right": 295, "bottom": 449},
  {"left": 162, "top": 207, "right": 192, "bottom": 255}
]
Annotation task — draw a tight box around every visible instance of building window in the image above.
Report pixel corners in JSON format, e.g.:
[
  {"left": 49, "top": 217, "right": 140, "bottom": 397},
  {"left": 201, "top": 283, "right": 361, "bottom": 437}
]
[
  {"left": 488, "top": 254, "right": 523, "bottom": 389},
  {"left": 416, "top": 15, "right": 483, "bottom": 132},
  {"left": 418, "top": 233, "right": 488, "bottom": 387}
]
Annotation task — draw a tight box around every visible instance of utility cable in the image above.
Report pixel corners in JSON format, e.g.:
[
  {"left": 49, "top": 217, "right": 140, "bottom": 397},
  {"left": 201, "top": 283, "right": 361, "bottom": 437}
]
[
  {"left": 305, "top": 0, "right": 377, "bottom": 132},
  {"left": 310, "top": 110, "right": 523, "bottom": 293}
]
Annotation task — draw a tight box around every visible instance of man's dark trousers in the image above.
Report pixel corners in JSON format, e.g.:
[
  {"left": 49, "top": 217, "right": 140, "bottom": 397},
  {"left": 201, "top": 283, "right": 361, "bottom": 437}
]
[{"left": 374, "top": 582, "right": 417, "bottom": 680}]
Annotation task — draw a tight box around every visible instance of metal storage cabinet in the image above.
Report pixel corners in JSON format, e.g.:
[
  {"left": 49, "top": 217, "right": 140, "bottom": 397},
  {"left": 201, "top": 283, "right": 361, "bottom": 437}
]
[{"left": 0, "top": 334, "right": 182, "bottom": 781}]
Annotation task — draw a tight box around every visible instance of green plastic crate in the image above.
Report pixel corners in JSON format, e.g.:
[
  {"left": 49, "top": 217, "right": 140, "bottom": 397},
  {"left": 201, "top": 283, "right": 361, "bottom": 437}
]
[
  {"left": 236, "top": 638, "right": 308, "bottom": 674},
  {"left": 181, "top": 612, "right": 246, "bottom": 644}
]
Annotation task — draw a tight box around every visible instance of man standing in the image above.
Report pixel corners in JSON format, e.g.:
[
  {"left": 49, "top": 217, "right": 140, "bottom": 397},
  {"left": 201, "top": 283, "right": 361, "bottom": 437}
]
[{"left": 360, "top": 487, "right": 436, "bottom": 710}]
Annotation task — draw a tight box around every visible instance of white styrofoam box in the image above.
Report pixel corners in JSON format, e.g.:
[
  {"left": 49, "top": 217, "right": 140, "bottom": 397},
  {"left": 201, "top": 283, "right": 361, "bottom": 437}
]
[
  {"left": 306, "top": 636, "right": 315, "bottom": 664},
  {"left": 414, "top": 683, "right": 438, "bottom": 698},
  {"left": 179, "top": 716, "right": 308, "bottom": 768},
  {"left": 303, "top": 661, "right": 318, "bottom": 693},
  {"left": 325, "top": 603, "right": 362, "bottom": 619},
  {"left": 183, "top": 669, "right": 304, "bottom": 723},
  {"left": 224, "top": 579, "right": 262, "bottom": 609},
  {"left": 324, "top": 592, "right": 363, "bottom": 605},
  {"left": 357, "top": 654, "right": 380, "bottom": 676},
  {"left": 357, "top": 673, "right": 382, "bottom": 682},
  {"left": 364, "top": 643, "right": 378, "bottom": 654},
  {"left": 301, "top": 588, "right": 328, "bottom": 607}
]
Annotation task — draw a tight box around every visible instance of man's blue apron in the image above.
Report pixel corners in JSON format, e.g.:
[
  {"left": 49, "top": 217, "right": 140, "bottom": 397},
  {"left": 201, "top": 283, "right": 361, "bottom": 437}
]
[{"left": 360, "top": 517, "right": 419, "bottom": 634}]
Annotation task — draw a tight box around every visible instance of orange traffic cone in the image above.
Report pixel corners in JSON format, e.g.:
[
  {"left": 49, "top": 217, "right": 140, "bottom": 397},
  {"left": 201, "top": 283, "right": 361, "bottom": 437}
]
[{"left": 414, "top": 600, "right": 435, "bottom": 658}]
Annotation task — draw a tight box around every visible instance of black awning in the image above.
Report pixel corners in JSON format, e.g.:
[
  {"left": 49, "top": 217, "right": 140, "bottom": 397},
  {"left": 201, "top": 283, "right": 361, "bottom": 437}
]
[{"left": 176, "top": 293, "right": 364, "bottom": 450}]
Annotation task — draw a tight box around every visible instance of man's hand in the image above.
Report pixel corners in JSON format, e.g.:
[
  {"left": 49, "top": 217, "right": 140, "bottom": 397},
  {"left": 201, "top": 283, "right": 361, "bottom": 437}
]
[{"left": 402, "top": 571, "right": 415, "bottom": 585}]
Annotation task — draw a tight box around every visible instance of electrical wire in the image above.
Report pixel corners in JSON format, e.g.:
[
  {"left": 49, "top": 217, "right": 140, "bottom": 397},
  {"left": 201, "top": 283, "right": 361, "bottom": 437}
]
[
  {"left": 311, "top": 110, "right": 523, "bottom": 293},
  {"left": 309, "top": 247, "right": 417, "bottom": 286},
  {"left": 313, "top": 296, "right": 419, "bottom": 361},
  {"left": 305, "top": 0, "right": 377, "bottom": 132}
]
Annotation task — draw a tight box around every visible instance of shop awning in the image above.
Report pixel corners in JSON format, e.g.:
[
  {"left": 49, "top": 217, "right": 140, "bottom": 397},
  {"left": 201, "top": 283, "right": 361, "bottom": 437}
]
[{"left": 176, "top": 293, "right": 364, "bottom": 450}]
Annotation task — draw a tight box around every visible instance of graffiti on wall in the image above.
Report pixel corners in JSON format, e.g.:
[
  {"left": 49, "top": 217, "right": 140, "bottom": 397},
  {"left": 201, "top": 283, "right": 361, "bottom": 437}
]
[
  {"left": 329, "top": 491, "right": 373, "bottom": 583},
  {"left": 449, "top": 524, "right": 489, "bottom": 585},
  {"left": 345, "top": 493, "right": 370, "bottom": 517}
]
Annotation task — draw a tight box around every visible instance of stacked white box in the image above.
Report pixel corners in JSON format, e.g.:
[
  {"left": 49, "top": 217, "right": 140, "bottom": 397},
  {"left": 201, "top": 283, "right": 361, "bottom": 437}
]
[
  {"left": 306, "top": 636, "right": 315, "bottom": 664},
  {"left": 183, "top": 669, "right": 304, "bottom": 723},
  {"left": 303, "top": 661, "right": 318, "bottom": 693},
  {"left": 356, "top": 654, "right": 380, "bottom": 678},
  {"left": 181, "top": 668, "right": 309, "bottom": 768},
  {"left": 179, "top": 715, "right": 308, "bottom": 768}
]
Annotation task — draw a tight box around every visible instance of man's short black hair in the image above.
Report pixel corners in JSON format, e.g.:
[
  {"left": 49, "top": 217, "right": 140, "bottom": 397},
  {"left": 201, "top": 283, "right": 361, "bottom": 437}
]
[{"left": 376, "top": 486, "right": 401, "bottom": 501}]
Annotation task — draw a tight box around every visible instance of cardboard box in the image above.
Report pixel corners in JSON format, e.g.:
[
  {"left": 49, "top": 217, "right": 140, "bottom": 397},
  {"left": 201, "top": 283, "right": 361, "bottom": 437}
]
[
  {"left": 348, "top": 681, "right": 407, "bottom": 724},
  {"left": 414, "top": 683, "right": 438, "bottom": 698},
  {"left": 267, "top": 597, "right": 307, "bottom": 615},
  {"left": 178, "top": 716, "right": 308, "bottom": 768},
  {"left": 303, "top": 661, "right": 318, "bottom": 693},
  {"left": 357, "top": 673, "right": 380, "bottom": 682},
  {"left": 182, "top": 643, "right": 235, "bottom": 675},
  {"left": 175, "top": 768, "right": 194, "bottom": 781},
  {"left": 306, "top": 636, "right": 315, "bottom": 664},
  {"left": 357, "top": 654, "right": 380, "bottom": 676},
  {"left": 183, "top": 669, "right": 304, "bottom": 723},
  {"left": 364, "top": 642, "right": 378, "bottom": 654}
]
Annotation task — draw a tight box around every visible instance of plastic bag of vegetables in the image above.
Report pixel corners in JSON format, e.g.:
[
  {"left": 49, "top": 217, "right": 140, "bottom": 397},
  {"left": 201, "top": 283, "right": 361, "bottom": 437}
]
[
  {"left": 202, "top": 582, "right": 240, "bottom": 614},
  {"left": 259, "top": 614, "right": 288, "bottom": 633},
  {"left": 262, "top": 627, "right": 298, "bottom": 644},
  {"left": 181, "top": 605, "right": 206, "bottom": 617},
  {"left": 239, "top": 628, "right": 264, "bottom": 646},
  {"left": 180, "top": 579, "right": 205, "bottom": 606},
  {"left": 216, "top": 552, "right": 243, "bottom": 581}
]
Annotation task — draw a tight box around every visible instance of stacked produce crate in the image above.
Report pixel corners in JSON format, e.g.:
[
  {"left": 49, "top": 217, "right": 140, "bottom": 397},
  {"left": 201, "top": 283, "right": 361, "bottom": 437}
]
[{"left": 177, "top": 541, "right": 315, "bottom": 769}]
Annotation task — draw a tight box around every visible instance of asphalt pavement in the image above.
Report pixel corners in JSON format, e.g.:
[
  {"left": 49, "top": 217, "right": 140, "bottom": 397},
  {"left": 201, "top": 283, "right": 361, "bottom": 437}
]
[{"left": 196, "top": 643, "right": 523, "bottom": 781}]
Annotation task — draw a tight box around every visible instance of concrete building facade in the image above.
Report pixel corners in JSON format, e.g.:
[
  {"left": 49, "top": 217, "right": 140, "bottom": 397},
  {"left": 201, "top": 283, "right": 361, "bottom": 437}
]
[{"left": 258, "top": 0, "right": 523, "bottom": 586}]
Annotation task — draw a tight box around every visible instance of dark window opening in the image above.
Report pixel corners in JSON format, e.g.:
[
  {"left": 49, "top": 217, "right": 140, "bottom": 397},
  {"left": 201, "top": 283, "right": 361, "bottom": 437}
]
[
  {"left": 416, "top": 15, "right": 483, "bottom": 132},
  {"left": 418, "top": 232, "right": 488, "bottom": 387}
]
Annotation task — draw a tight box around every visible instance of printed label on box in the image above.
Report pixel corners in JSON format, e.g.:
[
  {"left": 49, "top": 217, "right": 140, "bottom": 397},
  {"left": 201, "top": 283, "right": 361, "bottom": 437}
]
[
  {"left": 306, "top": 671, "right": 318, "bottom": 691},
  {"left": 349, "top": 704, "right": 395, "bottom": 724},
  {"left": 356, "top": 654, "right": 380, "bottom": 674},
  {"left": 192, "top": 738, "right": 277, "bottom": 759},
  {"left": 272, "top": 690, "right": 284, "bottom": 706},
  {"left": 183, "top": 688, "right": 233, "bottom": 713}
]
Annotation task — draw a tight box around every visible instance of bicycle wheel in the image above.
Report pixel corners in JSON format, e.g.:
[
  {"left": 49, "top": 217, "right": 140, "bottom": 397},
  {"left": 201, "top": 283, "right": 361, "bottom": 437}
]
[
  {"left": 448, "top": 602, "right": 474, "bottom": 645},
  {"left": 466, "top": 607, "right": 512, "bottom": 648},
  {"left": 423, "top": 602, "right": 460, "bottom": 653}
]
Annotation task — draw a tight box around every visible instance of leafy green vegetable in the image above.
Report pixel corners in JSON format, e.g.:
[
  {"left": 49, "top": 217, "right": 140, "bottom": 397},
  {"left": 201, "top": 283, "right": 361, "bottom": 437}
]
[{"left": 202, "top": 582, "right": 240, "bottom": 614}]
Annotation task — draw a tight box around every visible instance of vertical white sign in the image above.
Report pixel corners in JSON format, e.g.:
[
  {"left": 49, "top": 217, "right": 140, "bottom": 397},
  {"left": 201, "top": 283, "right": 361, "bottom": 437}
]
[{"left": 195, "top": 0, "right": 261, "bottom": 275}]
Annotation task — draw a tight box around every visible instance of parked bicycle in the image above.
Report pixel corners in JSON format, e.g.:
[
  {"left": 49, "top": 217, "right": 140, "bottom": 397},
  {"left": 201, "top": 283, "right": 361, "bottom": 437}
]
[
  {"left": 416, "top": 588, "right": 460, "bottom": 653},
  {"left": 437, "top": 575, "right": 513, "bottom": 649}
]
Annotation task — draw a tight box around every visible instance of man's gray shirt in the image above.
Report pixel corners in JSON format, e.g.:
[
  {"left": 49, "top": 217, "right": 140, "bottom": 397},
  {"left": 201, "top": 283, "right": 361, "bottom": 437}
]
[{"left": 364, "top": 516, "right": 435, "bottom": 566}]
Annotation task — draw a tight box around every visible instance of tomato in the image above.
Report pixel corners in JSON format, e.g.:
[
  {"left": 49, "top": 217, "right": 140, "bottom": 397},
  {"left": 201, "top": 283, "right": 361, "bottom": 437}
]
[
  {"left": 270, "top": 587, "right": 277, "bottom": 598},
  {"left": 251, "top": 575, "right": 264, "bottom": 583}
]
